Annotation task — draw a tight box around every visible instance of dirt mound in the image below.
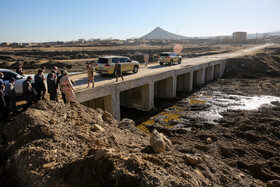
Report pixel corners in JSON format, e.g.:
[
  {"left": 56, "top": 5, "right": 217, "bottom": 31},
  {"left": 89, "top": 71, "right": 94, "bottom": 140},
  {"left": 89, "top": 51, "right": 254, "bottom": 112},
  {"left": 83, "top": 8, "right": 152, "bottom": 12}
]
[
  {"left": 0, "top": 100, "right": 270, "bottom": 186},
  {"left": 41, "top": 61, "right": 74, "bottom": 70},
  {"left": 225, "top": 46, "right": 280, "bottom": 77}
]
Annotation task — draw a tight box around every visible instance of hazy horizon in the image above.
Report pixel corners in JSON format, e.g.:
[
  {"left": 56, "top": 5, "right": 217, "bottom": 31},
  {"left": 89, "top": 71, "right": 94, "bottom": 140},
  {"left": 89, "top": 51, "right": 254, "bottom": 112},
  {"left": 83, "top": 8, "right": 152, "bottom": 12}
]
[{"left": 0, "top": 0, "right": 280, "bottom": 43}]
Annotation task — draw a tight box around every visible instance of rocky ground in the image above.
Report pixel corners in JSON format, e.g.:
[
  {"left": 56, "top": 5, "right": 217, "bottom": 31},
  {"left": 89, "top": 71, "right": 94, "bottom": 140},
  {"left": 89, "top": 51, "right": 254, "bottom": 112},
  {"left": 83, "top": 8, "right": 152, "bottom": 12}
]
[{"left": 0, "top": 46, "right": 279, "bottom": 186}]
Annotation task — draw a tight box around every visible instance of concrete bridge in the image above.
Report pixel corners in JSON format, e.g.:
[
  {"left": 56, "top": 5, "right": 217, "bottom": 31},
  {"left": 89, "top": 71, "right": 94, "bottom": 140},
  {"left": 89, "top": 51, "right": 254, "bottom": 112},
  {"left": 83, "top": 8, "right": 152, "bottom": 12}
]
[{"left": 74, "top": 45, "right": 269, "bottom": 120}]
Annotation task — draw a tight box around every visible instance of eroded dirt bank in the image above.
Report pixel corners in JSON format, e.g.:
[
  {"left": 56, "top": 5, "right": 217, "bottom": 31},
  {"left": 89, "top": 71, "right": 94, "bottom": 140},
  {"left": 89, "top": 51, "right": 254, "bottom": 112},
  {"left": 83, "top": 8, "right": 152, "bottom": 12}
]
[
  {"left": 0, "top": 46, "right": 279, "bottom": 186},
  {"left": 0, "top": 101, "right": 272, "bottom": 187}
]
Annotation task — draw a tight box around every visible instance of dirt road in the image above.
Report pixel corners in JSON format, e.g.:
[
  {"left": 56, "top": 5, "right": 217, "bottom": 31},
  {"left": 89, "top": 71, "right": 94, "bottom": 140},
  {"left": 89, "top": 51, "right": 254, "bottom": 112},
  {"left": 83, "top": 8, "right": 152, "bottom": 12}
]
[{"left": 71, "top": 44, "right": 271, "bottom": 91}]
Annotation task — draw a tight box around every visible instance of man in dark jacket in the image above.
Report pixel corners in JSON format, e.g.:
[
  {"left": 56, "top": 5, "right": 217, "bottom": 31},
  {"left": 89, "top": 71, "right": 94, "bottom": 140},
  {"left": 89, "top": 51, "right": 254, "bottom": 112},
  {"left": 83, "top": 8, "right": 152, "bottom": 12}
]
[
  {"left": 47, "top": 66, "right": 59, "bottom": 79},
  {"left": 48, "top": 66, "right": 59, "bottom": 88},
  {"left": 114, "top": 61, "right": 124, "bottom": 82},
  {"left": 47, "top": 73, "right": 58, "bottom": 101},
  {"left": 23, "top": 76, "right": 36, "bottom": 110},
  {"left": 0, "top": 84, "right": 9, "bottom": 121},
  {"left": 34, "top": 69, "right": 45, "bottom": 101}
]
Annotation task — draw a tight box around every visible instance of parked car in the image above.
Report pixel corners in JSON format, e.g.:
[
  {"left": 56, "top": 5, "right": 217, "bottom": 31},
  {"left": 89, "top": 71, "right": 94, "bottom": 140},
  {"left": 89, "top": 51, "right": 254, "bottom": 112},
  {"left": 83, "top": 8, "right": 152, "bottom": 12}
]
[
  {"left": 0, "top": 69, "right": 26, "bottom": 95},
  {"left": 95, "top": 56, "right": 140, "bottom": 75},
  {"left": 158, "top": 52, "right": 182, "bottom": 66}
]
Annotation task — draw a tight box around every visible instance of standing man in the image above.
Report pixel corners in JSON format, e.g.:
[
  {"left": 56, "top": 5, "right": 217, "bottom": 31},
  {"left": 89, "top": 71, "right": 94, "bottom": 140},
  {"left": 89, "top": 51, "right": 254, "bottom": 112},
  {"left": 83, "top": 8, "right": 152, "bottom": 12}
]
[
  {"left": 47, "top": 73, "right": 58, "bottom": 101},
  {"left": 5, "top": 78, "right": 17, "bottom": 113},
  {"left": 114, "top": 61, "right": 124, "bottom": 82},
  {"left": 0, "top": 72, "right": 4, "bottom": 86},
  {"left": 0, "top": 84, "right": 9, "bottom": 122},
  {"left": 48, "top": 66, "right": 59, "bottom": 90},
  {"left": 144, "top": 54, "right": 149, "bottom": 67},
  {"left": 34, "top": 69, "right": 45, "bottom": 101},
  {"left": 48, "top": 66, "right": 59, "bottom": 79},
  {"left": 16, "top": 64, "right": 24, "bottom": 75},
  {"left": 86, "top": 64, "right": 94, "bottom": 88},
  {"left": 23, "top": 76, "right": 36, "bottom": 110}
]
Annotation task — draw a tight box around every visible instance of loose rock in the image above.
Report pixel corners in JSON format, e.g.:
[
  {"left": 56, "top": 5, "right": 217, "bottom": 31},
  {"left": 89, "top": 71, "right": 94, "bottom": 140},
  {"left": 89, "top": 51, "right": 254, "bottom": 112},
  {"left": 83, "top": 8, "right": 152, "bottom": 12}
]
[
  {"left": 41, "top": 127, "right": 54, "bottom": 136},
  {"left": 102, "top": 111, "right": 112, "bottom": 119},
  {"left": 150, "top": 129, "right": 172, "bottom": 153},
  {"left": 184, "top": 154, "right": 202, "bottom": 165},
  {"left": 206, "top": 137, "right": 212, "bottom": 144},
  {"left": 92, "top": 124, "right": 105, "bottom": 132},
  {"left": 95, "top": 148, "right": 112, "bottom": 160}
]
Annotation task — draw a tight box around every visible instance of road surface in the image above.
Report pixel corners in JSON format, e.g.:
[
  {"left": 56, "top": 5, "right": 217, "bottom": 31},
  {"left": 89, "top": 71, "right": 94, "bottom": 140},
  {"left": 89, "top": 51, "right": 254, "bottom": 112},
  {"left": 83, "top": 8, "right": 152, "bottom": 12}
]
[{"left": 71, "top": 44, "right": 271, "bottom": 92}]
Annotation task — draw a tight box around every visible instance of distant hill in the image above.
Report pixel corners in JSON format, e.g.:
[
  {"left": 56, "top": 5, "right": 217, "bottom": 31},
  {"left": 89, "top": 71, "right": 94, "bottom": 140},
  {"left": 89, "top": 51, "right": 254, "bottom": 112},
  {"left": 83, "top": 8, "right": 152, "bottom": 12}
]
[
  {"left": 139, "top": 27, "right": 280, "bottom": 40},
  {"left": 140, "top": 27, "right": 189, "bottom": 40}
]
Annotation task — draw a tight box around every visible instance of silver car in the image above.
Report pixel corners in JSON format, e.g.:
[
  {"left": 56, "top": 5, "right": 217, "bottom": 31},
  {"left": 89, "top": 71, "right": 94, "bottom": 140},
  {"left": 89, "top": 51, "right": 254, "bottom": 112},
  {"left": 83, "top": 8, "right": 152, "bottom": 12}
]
[{"left": 0, "top": 69, "right": 26, "bottom": 95}]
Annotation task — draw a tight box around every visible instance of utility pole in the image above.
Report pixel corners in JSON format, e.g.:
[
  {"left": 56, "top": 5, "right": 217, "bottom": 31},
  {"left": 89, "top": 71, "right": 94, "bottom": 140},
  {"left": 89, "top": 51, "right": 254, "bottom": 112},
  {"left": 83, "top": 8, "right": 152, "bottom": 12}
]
[{"left": 177, "top": 27, "right": 178, "bottom": 35}]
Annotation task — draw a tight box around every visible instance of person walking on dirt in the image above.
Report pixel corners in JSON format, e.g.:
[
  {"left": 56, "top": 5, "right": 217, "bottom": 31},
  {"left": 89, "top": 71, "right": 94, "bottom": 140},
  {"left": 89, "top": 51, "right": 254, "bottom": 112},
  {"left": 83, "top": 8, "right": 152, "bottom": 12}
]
[
  {"left": 114, "top": 61, "right": 124, "bottom": 82},
  {"left": 5, "top": 78, "right": 17, "bottom": 113},
  {"left": 60, "top": 70, "right": 75, "bottom": 103},
  {"left": 144, "top": 54, "right": 149, "bottom": 67},
  {"left": 23, "top": 76, "right": 37, "bottom": 110},
  {"left": 86, "top": 64, "right": 95, "bottom": 88},
  {"left": 16, "top": 64, "right": 23, "bottom": 75},
  {"left": 48, "top": 66, "right": 60, "bottom": 89},
  {"left": 34, "top": 69, "right": 45, "bottom": 101},
  {"left": 0, "top": 84, "right": 10, "bottom": 122},
  {"left": 47, "top": 73, "right": 58, "bottom": 102}
]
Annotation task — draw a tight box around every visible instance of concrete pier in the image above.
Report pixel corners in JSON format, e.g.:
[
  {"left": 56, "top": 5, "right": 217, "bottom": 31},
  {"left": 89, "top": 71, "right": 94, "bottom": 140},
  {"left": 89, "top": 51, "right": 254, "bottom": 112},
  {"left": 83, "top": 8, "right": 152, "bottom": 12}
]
[
  {"left": 193, "top": 68, "right": 205, "bottom": 87},
  {"left": 176, "top": 72, "right": 193, "bottom": 92},
  {"left": 205, "top": 65, "right": 214, "bottom": 82},
  {"left": 154, "top": 77, "right": 175, "bottom": 98}
]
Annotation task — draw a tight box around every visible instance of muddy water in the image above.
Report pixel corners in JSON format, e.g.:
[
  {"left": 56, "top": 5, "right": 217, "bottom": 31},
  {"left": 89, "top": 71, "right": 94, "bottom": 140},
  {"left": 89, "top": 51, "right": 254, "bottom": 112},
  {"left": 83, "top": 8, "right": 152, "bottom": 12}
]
[
  {"left": 181, "top": 92, "right": 280, "bottom": 122},
  {"left": 133, "top": 91, "right": 280, "bottom": 133}
]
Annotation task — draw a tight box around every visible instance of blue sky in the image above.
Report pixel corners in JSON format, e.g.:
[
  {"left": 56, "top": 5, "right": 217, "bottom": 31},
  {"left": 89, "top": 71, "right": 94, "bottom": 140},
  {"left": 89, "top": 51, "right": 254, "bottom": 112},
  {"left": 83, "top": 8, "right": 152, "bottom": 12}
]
[{"left": 0, "top": 0, "right": 279, "bottom": 42}]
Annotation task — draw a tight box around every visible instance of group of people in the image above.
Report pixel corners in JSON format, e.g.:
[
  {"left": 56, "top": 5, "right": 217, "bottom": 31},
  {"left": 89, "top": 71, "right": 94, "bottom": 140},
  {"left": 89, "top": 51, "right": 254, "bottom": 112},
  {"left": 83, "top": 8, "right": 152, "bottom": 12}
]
[
  {"left": 0, "top": 72, "right": 17, "bottom": 121},
  {"left": 0, "top": 66, "right": 77, "bottom": 122},
  {"left": 24, "top": 66, "right": 76, "bottom": 108}
]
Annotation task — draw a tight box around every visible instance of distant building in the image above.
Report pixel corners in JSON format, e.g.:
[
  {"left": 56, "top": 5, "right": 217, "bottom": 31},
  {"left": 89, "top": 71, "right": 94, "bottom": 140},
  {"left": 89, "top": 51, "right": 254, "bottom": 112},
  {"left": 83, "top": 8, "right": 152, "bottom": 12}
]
[
  {"left": 124, "top": 39, "right": 136, "bottom": 45},
  {"left": 232, "top": 32, "right": 247, "bottom": 42}
]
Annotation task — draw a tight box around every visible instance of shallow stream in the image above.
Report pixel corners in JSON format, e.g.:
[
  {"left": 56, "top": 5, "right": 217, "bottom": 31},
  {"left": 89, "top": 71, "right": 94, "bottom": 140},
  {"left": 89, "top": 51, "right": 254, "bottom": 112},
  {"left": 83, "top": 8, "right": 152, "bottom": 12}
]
[{"left": 136, "top": 91, "right": 280, "bottom": 133}]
